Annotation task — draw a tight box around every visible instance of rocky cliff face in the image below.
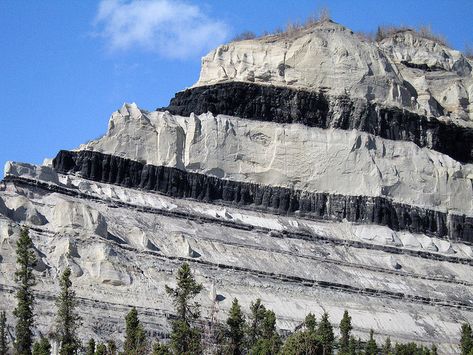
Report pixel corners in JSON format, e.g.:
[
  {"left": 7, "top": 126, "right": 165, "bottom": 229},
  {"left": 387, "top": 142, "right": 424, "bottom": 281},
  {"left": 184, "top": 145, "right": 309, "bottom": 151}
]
[
  {"left": 196, "top": 21, "right": 473, "bottom": 122},
  {"left": 1, "top": 19, "right": 473, "bottom": 353}
]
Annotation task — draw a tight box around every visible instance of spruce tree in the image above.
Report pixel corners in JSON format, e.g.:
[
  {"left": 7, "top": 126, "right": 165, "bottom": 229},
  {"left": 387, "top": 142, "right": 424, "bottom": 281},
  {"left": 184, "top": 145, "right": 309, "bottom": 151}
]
[
  {"left": 281, "top": 313, "right": 321, "bottom": 355},
  {"left": 247, "top": 299, "right": 266, "bottom": 349},
  {"left": 152, "top": 341, "right": 171, "bottom": 355},
  {"left": 348, "top": 336, "right": 357, "bottom": 355},
  {"left": 95, "top": 343, "right": 107, "bottom": 355},
  {"left": 123, "top": 307, "right": 147, "bottom": 355},
  {"left": 251, "top": 309, "right": 281, "bottom": 354},
  {"left": 107, "top": 339, "right": 117, "bottom": 355},
  {"left": 339, "top": 310, "right": 352, "bottom": 354},
  {"left": 225, "top": 298, "right": 246, "bottom": 355},
  {"left": 431, "top": 344, "right": 438, "bottom": 355},
  {"left": 31, "top": 337, "right": 50, "bottom": 355},
  {"left": 317, "top": 312, "right": 334, "bottom": 355},
  {"left": 365, "top": 329, "right": 378, "bottom": 355},
  {"left": 14, "top": 227, "right": 36, "bottom": 355},
  {"left": 462, "top": 323, "right": 473, "bottom": 355},
  {"left": 165, "top": 263, "right": 203, "bottom": 355},
  {"left": 0, "top": 311, "right": 8, "bottom": 355},
  {"left": 382, "top": 336, "right": 392, "bottom": 355},
  {"left": 85, "top": 338, "right": 95, "bottom": 355},
  {"left": 56, "top": 267, "right": 81, "bottom": 355},
  {"left": 305, "top": 313, "right": 317, "bottom": 333}
]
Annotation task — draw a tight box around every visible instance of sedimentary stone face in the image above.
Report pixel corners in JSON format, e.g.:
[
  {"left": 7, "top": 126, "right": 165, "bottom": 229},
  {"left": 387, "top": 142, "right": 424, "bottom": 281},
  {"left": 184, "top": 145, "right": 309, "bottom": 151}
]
[
  {"left": 52, "top": 149, "right": 473, "bottom": 242},
  {"left": 196, "top": 21, "right": 473, "bottom": 122},
  {"left": 1, "top": 19, "right": 473, "bottom": 353},
  {"left": 162, "top": 81, "right": 473, "bottom": 163}
]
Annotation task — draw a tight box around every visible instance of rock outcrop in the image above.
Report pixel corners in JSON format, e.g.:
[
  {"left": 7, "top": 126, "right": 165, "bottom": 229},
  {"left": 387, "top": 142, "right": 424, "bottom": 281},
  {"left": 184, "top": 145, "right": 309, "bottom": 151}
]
[{"left": 1, "top": 19, "right": 473, "bottom": 353}]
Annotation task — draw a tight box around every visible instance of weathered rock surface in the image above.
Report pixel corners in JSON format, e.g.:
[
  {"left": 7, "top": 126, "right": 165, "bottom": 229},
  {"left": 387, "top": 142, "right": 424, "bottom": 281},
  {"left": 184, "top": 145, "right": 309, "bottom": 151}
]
[
  {"left": 52, "top": 149, "right": 473, "bottom": 242},
  {"left": 1, "top": 18, "right": 473, "bottom": 354},
  {"left": 80, "top": 104, "right": 473, "bottom": 216},
  {"left": 162, "top": 82, "right": 473, "bottom": 163},
  {"left": 196, "top": 20, "right": 473, "bottom": 122}
]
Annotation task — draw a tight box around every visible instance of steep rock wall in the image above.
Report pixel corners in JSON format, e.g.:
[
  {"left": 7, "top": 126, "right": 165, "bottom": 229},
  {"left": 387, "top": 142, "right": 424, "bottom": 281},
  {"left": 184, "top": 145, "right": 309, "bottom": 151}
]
[
  {"left": 161, "top": 82, "right": 473, "bottom": 163},
  {"left": 53, "top": 150, "right": 473, "bottom": 242}
]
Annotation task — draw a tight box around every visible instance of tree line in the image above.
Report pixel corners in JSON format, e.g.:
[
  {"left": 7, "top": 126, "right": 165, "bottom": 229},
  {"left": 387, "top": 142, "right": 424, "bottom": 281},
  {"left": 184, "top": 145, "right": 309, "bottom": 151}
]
[{"left": 0, "top": 228, "right": 470, "bottom": 354}]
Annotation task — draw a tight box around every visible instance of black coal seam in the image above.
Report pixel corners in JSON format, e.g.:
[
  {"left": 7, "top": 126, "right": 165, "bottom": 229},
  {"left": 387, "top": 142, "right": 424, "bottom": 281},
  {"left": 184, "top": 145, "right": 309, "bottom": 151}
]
[
  {"left": 6, "top": 175, "right": 473, "bottom": 267},
  {"left": 52, "top": 149, "right": 473, "bottom": 243},
  {"left": 159, "top": 82, "right": 473, "bottom": 164}
]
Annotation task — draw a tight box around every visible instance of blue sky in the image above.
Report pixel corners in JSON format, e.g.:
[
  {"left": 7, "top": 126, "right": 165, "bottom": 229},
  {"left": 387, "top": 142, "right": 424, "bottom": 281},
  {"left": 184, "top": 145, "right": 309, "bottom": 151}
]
[{"left": 1, "top": 0, "right": 472, "bottom": 171}]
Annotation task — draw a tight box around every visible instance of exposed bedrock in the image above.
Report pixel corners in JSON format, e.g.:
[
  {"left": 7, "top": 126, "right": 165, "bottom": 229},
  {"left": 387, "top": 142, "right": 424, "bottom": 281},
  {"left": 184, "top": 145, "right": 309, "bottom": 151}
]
[
  {"left": 160, "top": 82, "right": 473, "bottom": 163},
  {"left": 52, "top": 149, "right": 473, "bottom": 242}
]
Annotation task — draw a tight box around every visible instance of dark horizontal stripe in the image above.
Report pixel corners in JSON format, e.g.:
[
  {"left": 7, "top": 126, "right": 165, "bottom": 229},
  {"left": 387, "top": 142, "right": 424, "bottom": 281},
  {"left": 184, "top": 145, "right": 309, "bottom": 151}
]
[
  {"left": 52, "top": 150, "right": 473, "bottom": 242},
  {"left": 7, "top": 175, "right": 473, "bottom": 266},
  {"left": 159, "top": 82, "right": 473, "bottom": 163}
]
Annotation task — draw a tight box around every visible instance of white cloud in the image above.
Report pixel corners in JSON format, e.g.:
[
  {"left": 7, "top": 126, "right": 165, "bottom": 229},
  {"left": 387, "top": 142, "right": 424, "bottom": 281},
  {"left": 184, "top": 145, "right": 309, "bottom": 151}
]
[{"left": 94, "top": 0, "right": 229, "bottom": 59}]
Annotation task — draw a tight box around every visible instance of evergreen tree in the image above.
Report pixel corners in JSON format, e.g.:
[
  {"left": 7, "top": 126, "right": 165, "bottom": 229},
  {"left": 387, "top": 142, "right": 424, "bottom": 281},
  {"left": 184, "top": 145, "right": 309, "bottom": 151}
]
[
  {"left": 0, "top": 311, "right": 8, "bottom": 355},
  {"left": 225, "top": 298, "right": 246, "bottom": 355},
  {"left": 152, "top": 341, "right": 171, "bottom": 355},
  {"left": 247, "top": 299, "right": 267, "bottom": 349},
  {"left": 56, "top": 267, "right": 81, "bottom": 355},
  {"left": 365, "top": 329, "right": 378, "bottom": 355},
  {"left": 375, "top": 26, "right": 384, "bottom": 42},
  {"left": 339, "top": 310, "right": 352, "bottom": 354},
  {"left": 462, "top": 323, "right": 473, "bottom": 355},
  {"left": 305, "top": 313, "right": 317, "bottom": 333},
  {"left": 165, "top": 263, "right": 203, "bottom": 355},
  {"left": 85, "top": 338, "right": 95, "bottom": 355},
  {"left": 280, "top": 313, "right": 321, "bottom": 355},
  {"left": 14, "top": 227, "right": 36, "bottom": 355},
  {"left": 431, "top": 344, "right": 438, "bottom": 355},
  {"left": 348, "top": 336, "right": 357, "bottom": 355},
  {"left": 382, "top": 336, "right": 392, "bottom": 355},
  {"left": 317, "top": 312, "right": 334, "bottom": 355},
  {"left": 31, "top": 337, "right": 50, "bottom": 355},
  {"left": 251, "top": 309, "right": 281, "bottom": 355},
  {"left": 123, "top": 307, "right": 147, "bottom": 355},
  {"left": 95, "top": 343, "right": 107, "bottom": 355},
  {"left": 107, "top": 339, "right": 117, "bottom": 355}
]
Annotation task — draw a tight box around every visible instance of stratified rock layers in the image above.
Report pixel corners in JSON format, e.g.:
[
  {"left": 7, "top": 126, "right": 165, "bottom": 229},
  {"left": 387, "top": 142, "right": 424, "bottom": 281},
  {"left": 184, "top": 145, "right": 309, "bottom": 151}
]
[
  {"left": 162, "top": 82, "right": 473, "bottom": 163},
  {"left": 53, "top": 149, "right": 473, "bottom": 242}
]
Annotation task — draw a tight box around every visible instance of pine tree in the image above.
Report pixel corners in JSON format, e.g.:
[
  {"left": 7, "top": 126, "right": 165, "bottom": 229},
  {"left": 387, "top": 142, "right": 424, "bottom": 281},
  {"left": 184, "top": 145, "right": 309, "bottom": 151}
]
[
  {"left": 56, "top": 267, "right": 81, "bottom": 355},
  {"left": 339, "top": 310, "right": 352, "bottom": 354},
  {"left": 225, "top": 298, "right": 246, "bottom": 355},
  {"left": 85, "top": 338, "right": 95, "bottom": 355},
  {"left": 31, "top": 337, "right": 51, "bottom": 355},
  {"left": 95, "top": 343, "right": 107, "bottom": 355},
  {"left": 123, "top": 307, "right": 147, "bottom": 355},
  {"left": 165, "top": 263, "right": 203, "bottom": 355},
  {"left": 431, "top": 344, "right": 438, "bottom": 355},
  {"left": 382, "top": 336, "right": 392, "bottom": 355},
  {"left": 247, "top": 299, "right": 266, "bottom": 349},
  {"left": 365, "top": 329, "right": 378, "bottom": 355},
  {"left": 317, "top": 312, "right": 334, "bottom": 355},
  {"left": 14, "top": 227, "right": 36, "bottom": 355},
  {"left": 0, "top": 311, "right": 8, "bottom": 355},
  {"left": 462, "top": 323, "right": 473, "bottom": 355}
]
